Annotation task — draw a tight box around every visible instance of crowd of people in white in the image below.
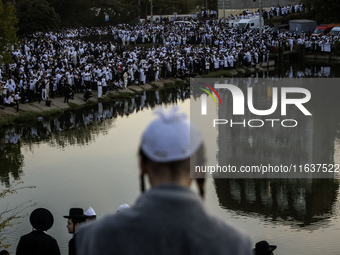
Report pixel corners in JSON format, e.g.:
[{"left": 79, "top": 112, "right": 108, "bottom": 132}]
[
  {"left": 0, "top": 3, "right": 339, "bottom": 108},
  {"left": 224, "top": 3, "right": 304, "bottom": 21}
]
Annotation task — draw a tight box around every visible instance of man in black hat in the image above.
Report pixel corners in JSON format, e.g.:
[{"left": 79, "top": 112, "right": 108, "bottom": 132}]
[
  {"left": 64, "top": 208, "right": 86, "bottom": 255},
  {"left": 16, "top": 208, "right": 61, "bottom": 255},
  {"left": 253, "top": 240, "right": 277, "bottom": 255}
]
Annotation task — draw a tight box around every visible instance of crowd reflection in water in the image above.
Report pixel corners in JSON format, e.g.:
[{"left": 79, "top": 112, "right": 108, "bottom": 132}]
[
  {"left": 0, "top": 85, "right": 189, "bottom": 145},
  {"left": 0, "top": 86, "right": 189, "bottom": 185}
]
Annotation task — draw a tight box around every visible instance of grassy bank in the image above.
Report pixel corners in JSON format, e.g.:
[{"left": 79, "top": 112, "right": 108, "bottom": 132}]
[{"left": 0, "top": 108, "right": 62, "bottom": 128}]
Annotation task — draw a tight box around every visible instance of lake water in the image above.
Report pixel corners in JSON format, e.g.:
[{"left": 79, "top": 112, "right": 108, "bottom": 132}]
[{"left": 1, "top": 64, "right": 340, "bottom": 255}]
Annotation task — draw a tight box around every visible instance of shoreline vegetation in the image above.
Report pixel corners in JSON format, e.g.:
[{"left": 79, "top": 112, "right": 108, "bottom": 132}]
[{"left": 1, "top": 51, "right": 340, "bottom": 128}]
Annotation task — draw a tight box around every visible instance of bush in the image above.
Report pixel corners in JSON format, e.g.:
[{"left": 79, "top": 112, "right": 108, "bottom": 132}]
[{"left": 334, "top": 41, "right": 340, "bottom": 56}]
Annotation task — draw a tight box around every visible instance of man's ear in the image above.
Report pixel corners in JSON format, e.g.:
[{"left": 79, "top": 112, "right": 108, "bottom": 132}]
[
  {"left": 139, "top": 156, "right": 148, "bottom": 193},
  {"left": 75, "top": 222, "right": 80, "bottom": 231},
  {"left": 139, "top": 156, "right": 148, "bottom": 175}
]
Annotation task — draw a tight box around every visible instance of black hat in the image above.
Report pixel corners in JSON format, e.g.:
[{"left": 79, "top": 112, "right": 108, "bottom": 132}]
[
  {"left": 30, "top": 208, "right": 54, "bottom": 231},
  {"left": 253, "top": 241, "right": 277, "bottom": 255},
  {"left": 63, "top": 208, "right": 85, "bottom": 219}
]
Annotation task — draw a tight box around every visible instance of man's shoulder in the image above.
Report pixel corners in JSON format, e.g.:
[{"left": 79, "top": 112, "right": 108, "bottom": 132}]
[
  {"left": 78, "top": 213, "right": 121, "bottom": 236},
  {"left": 20, "top": 230, "right": 57, "bottom": 242},
  {"left": 77, "top": 213, "right": 132, "bottom": 250}
]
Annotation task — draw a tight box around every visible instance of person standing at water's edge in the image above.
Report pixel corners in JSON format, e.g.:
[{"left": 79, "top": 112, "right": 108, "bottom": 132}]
[
  {"left": 116, "top": 203, "right": 130, "bottom": 213},
  {"left": 64, "top": 208, "right": 86, "bottom": 255},
  {"left": 84, "top": 207, "right": 97, "bottom": 222},
  {"left": 77, "top": 106, "right": 252, "bottom": 255},
  {"left": 14, "top": 92, "right": 21, "bottom": 112},
  {"left": 253, "top": 240, "right": 277, "bottom": 255},
  {"left": 16, "top": 208, "right": 61, "bottom": 255},
  {"left": 97, "top": 79, "right": 102, "bottom": 98}
]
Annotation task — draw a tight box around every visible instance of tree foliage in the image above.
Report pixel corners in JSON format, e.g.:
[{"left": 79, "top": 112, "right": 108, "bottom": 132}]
[
  {"left": 45, "top": 0, "right": 201, "bottom": 27},
  {"left": 142, "top": 0, "right": 196, "bottom": 16},
  {"left": 0, "top": 0, "right": 18, "bottom": 64},
  {"left": 16, "top": 0, "right": 61, "bottom": 35},
  {"left": 0, "top": 0, "right": 206, "bottom": 47},
  {"left": 0, "top": 181, "right": 35, "bottom": 249},
  {"left": 0, "top": 142, "right": 24, "bottom": 186},
  {"left": 47, "top": 0, "right": 92, "bottom": 27},
  {"left": 334, "top": 41, "right": 340, "bottom": 56},
  {"left": 90, "top": 0, "right": 139, "bottom": 26},
  {"left": 302, "top": 0, "right": 340, "bottom": 23}
]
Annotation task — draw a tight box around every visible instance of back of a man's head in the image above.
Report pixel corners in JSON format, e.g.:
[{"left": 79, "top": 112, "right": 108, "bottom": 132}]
[
  {"left": 76, "top": 107, "right": 251, "bottom": 255},
  {"left": 139, "top": 107, "right": 205, "bottom": 196}
]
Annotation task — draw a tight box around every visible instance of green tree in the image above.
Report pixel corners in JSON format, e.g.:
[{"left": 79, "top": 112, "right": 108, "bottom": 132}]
[
  {"left": 302, "top": 0, "right": 340, "bottom": 23},
  {"left": 0, "top": 0, "right": 18, "bottom": 64},
  {"left": 47, "top": 0, "right": 94, "bottom": 27},
  {"left": 140, "top": 0, "right": 196, "bottom": 16},
  {"left": 16, "top": 0, "right": 61, "bottom": 35},
  {"left": 90, "top": 0, "right": 139, "bottom": 26},
  {"left": 334, "top": 41, "right": 340, "bottom": 56}
]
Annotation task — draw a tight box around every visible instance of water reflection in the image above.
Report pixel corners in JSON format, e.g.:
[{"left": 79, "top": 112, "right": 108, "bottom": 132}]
[
  {"left": 207, "top": 78, "right": 340, "bottom": 227},
  {"left": 0, "top": 85, "right": 190, "bottom": 185},
  {"left": 0, "top": 140, "right": 23, "bottom": 186},
  {"left": 270, "top": 62, "right": 340, "bottom": 78},
  {"left": 1, "top": 65, "right": 340, "bottom": 254},
  {"left": 190, "top": 78, "right": 340, "bottom": 178},
  {"left": 214, "top": 178, "right": 339, "bottom": 227}
]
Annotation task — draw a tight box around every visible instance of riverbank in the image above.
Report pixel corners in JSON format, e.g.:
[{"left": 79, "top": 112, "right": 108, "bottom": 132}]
[
  {"left": 0, "top": 78, "right": 187, "bottom": 127},
  {"left": 0, "top": 61, "right": 276, "bottom": 127}
]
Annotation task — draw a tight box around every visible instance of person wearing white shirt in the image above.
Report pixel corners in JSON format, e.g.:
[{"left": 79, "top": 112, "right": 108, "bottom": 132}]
[
  {"left": 14, "top": 92, "right": 21, "bottom": 111},
  {"left": 97, "top": 79, "right": 102, "bottom": 98},
  {"left": 101, "top": 75, "right": 107, "bottom": 95},
  {"left": 123, "top": 71, "right": 128, "bottom": 89}
]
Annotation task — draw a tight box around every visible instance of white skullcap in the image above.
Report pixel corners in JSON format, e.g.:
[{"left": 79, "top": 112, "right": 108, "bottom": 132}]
[
  {"left": 84, "top": 207, "right": 96, "bottom": 217},
  {"left": 141, "top": 106, "right": 202, "bottom": 162},
  {"left": 117, "top": 204, "right": 130, "bottom": 213}
]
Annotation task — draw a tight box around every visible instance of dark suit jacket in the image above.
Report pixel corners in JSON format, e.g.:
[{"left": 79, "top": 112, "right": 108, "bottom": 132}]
[
  {"left": 69, "top": 235, "right": 75, "bottom": 255},
  {"left": 16, "top": 230, "right": 61, "bottom": 255}
]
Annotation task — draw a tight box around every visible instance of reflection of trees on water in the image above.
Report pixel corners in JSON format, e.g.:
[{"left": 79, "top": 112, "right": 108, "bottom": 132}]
[
  {"left": 0, "top": 139, "right": 24, "bottom": 187},
  {"left": 209, "top": 78, "right": 340, "bottom": 226},
  {"left": 0, "top": 86, "right": 190, "bottom": 183},
  {"left": 214, "top": 178, "right": 339, "bottom": 227},
  {"left": 210, "top": 78, "right": 340, "bottom": 178},
  {"left": 270, "top": 63, "right": 340, "bottom": 78}
]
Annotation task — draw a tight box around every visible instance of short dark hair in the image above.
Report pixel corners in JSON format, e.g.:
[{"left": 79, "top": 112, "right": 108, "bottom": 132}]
[
  {"left": 139, "top": 148, "right": 189, "bottom": 179},
  {"left": 139, "top": 144, "right": 206, "bottom": 197},
  {"left": 71, "top": 217, "right": 86, "bottom": 225},
  {"left": 86, "top": 215, "right": 97, "bottom": 221},
  {"left": 139, "top": 144, "right": 205, "bottom": 179}
]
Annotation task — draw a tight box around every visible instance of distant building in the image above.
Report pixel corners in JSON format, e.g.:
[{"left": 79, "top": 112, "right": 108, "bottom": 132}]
[{"left": 217, "top": 0, "right": 300, "bottom": 10}]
